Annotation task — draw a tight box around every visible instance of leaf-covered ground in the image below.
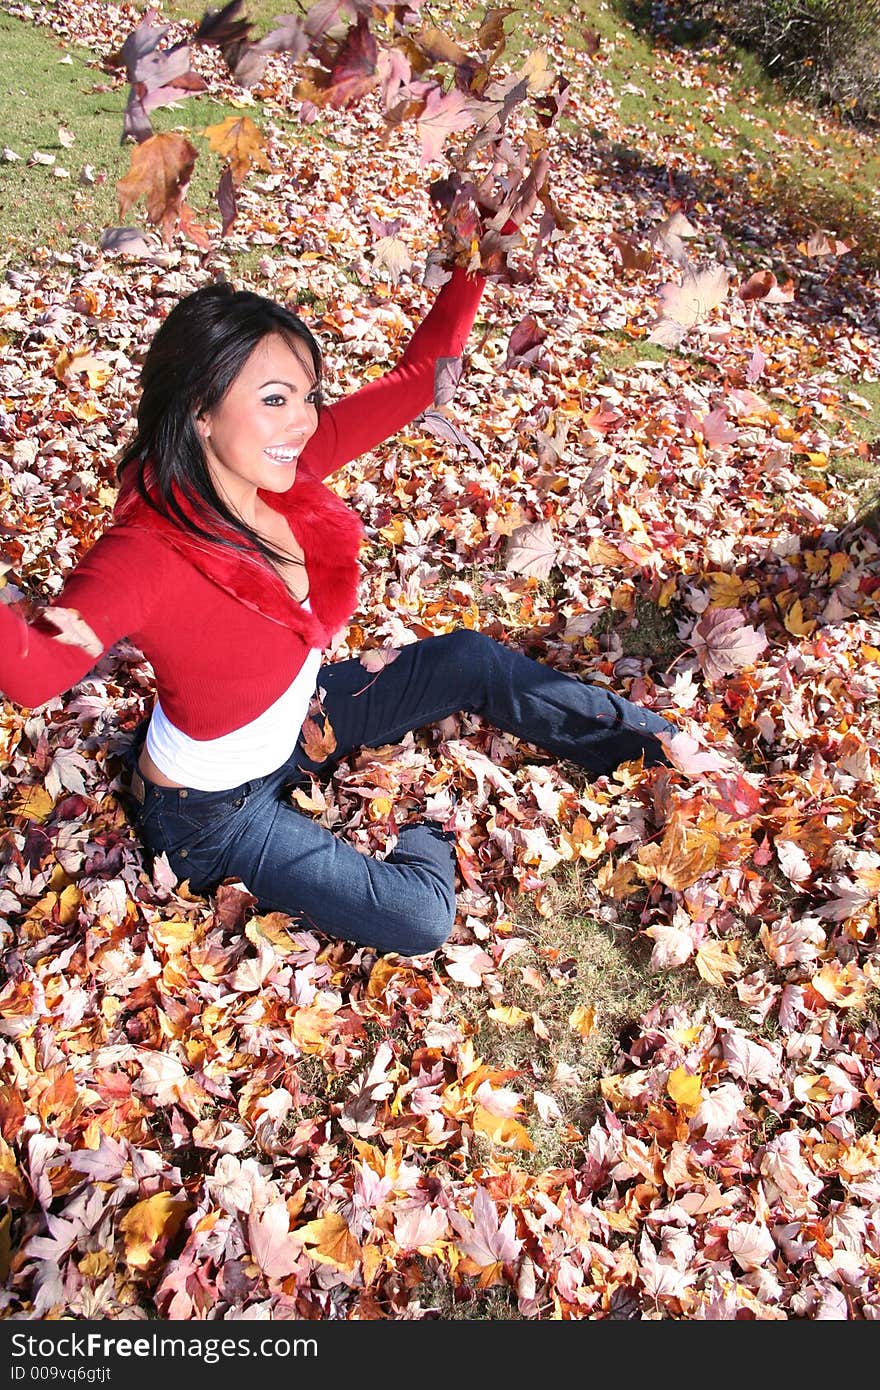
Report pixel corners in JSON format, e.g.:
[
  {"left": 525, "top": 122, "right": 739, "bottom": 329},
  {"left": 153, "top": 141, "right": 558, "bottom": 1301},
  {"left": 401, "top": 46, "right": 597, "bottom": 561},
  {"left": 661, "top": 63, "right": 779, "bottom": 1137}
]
[{"left": 1, "top": 0, "right": 879, "bottom": 1321}]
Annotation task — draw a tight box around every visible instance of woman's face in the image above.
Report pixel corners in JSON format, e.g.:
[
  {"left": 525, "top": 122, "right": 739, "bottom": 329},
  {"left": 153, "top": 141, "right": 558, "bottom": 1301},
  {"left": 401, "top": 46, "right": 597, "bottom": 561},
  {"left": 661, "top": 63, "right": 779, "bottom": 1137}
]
[{"left": 196, "top": 332, "right": 319, "bottom": 509}]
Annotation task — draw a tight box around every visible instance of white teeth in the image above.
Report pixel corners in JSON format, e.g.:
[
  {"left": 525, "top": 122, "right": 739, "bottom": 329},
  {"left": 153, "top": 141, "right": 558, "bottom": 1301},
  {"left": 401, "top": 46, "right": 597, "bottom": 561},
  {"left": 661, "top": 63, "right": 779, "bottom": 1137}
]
[{"left": 265, "top": 446, "right": 300, "bottom": 464}]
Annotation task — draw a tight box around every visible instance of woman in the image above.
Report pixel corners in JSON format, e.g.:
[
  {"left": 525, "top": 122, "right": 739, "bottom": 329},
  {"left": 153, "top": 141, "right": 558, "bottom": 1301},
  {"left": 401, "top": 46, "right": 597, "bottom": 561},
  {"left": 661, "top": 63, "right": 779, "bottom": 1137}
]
[{"left": 0, "top": 256, "right": 675, "bottom": 955}]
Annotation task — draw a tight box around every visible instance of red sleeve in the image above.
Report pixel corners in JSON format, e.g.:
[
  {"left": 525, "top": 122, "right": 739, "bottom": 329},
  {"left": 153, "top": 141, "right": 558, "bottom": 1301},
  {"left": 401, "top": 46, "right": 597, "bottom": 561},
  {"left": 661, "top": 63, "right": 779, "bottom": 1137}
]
[
  {"left": 299, "top": 265, "right": 487, "bottom": 480},
  {"left": 0, "top": 527, "right": 165, "bottom": 710}
]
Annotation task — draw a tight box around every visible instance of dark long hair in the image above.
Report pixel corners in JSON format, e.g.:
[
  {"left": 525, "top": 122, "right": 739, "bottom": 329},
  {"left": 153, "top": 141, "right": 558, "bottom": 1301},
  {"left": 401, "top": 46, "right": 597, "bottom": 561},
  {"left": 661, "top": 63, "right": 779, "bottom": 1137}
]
[{"left": 117, "top": 280, "right": 323, "bottom": 564}]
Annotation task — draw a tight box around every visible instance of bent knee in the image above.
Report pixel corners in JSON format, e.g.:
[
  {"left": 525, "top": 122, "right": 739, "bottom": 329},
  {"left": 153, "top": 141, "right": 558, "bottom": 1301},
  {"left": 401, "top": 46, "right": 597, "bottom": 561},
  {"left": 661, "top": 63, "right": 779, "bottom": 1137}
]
[{"left": 445, "top": 626, "right": 498, "bottom": 670}]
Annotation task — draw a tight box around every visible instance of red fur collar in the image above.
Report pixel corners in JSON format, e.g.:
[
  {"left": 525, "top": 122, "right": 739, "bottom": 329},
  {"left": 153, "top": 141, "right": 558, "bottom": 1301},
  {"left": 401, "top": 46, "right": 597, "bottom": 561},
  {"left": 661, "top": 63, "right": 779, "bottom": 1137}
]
[{"left": 113, "top": 464, "right": 364, "bottom": 647}]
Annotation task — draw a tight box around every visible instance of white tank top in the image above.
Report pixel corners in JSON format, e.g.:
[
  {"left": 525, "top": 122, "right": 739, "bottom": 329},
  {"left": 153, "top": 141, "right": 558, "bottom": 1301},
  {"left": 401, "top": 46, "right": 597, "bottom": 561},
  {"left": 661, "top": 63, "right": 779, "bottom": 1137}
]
[{"left": 145, "top": 597, "right": 323, "bottom": 790}]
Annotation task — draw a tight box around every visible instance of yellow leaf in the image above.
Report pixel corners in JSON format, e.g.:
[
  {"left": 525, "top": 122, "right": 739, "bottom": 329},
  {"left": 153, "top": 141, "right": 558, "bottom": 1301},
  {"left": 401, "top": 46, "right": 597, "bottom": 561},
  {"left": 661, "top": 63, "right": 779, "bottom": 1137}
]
[
  {"left": 10, "top": 785, "right": 55, "bottom": 822},
  {"left": 149, "top": 917, "right": 195, "bottom": 952},
  {"left": 119, "top": 1193, "right": 190, "bottom": 1270},
  {"left": 585, "top": 537, "right": 625, "bottom": 567},
  {"left": 487, "top": 1005, "right": 531, "bottom": 1029},
  {"left": 782, "top": 597, "right": 816, "bottom": 638},
  {"left": 296, "top": 1212, "right": 361, "bottom": 1271},
  {"left": 54, "top": 348, "right": 114, "bottom": 389},
  {"left": 569, "top": 1004, "right": 595, "bottom": 1038},
  {"left": 472, "top": 1104, "right": 534, "bottom": 1150},
  {"left": 811, "top": 960, "right": 868, "bottom": 1009},
  {"left": 246, "top": 912, "right": 297, "bottom": 955},
  {"left": 667, "top": 1066, "right": 703, "bottom": 1116},
  {"left": 638, "top": 826, "right": 719, "bottom": 891},
  {"left": 695, "top": 938, "right": 742, "bottom": 985},
  {"left": 202, "top": 115, "right": 270, "bottom": 184},
  {"left": 57, "top": 883, "right": 82, "bottom": 927},
  {"left": 77, "top": 1251, "right": 114, "bottom": 1279}
]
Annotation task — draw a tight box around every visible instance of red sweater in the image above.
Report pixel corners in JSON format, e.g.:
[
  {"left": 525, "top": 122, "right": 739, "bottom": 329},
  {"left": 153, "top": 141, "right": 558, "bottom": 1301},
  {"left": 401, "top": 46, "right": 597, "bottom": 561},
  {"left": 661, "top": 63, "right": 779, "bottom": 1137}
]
[{"left": 0, "top": 267, "right": 486, "bottom": 737}]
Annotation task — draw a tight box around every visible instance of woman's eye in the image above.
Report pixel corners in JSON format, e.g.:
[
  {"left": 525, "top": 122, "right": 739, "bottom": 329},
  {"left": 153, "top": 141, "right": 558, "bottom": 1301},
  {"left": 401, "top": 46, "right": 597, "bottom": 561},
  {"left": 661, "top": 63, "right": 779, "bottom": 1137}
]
[
  {"left": 263, "top": 394, "right": 285, "bottom": 407},
  {"left": 306, "top": 390, "right": 321, "bottom": 406}
]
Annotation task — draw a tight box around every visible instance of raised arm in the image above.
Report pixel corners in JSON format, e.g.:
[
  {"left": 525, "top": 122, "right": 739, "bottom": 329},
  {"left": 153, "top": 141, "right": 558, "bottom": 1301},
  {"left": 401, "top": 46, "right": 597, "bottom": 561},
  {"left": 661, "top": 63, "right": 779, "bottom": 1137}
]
[
  {"left": 299, "top": 264, "right": 487, "bottom": 480},
  {"left": 0, "top": 527, "right": 164, "bottom": 710}
]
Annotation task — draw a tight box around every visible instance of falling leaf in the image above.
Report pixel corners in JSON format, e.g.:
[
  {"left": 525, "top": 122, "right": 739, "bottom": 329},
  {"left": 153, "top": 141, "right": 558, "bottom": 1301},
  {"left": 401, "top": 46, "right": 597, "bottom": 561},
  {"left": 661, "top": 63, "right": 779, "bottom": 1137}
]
[
  {"left": 416, "top": 86, "right": 477, "bottom": 164},
  {"left": 117, "top": 132, "right": 197, "bottom": 242},
  {"left": 648, "top": 263, "right": 730, "bottom": 346},
  {"left": 434, "top": 355, "right": 462, "bottom": 406},
  {"left": 372, "top": 234, "right": 412, "bottom": 286},
  {"left": 202, "top": 115, "right": 269, "bottom": 185}
]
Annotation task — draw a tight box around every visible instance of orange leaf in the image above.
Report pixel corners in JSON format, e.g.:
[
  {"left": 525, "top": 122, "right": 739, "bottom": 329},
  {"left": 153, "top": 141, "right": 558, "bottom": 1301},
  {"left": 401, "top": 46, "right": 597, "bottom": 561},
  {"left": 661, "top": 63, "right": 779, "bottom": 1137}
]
[
  {"left": 300, "top": 714, "right": 337, "bottom": 762},
  {"left": 296, "top": 1212, "right": 361, "bottom": 1271},
  {"left": 472, "top": 1105, "right": 534, "bottom": 1150}
]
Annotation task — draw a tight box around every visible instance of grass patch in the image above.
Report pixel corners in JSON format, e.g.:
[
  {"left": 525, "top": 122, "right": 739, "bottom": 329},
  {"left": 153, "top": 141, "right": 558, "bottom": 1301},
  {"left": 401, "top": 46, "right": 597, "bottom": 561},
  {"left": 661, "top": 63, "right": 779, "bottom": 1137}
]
[
  {"left": 593, "top": 596, "right": 683, "bottom": 671},
  {"left": 449, "top": 863, "right": 737, "bottom": 1171},
  {"left": 0, "top": 10, "right": 127, "bottom": 265}
]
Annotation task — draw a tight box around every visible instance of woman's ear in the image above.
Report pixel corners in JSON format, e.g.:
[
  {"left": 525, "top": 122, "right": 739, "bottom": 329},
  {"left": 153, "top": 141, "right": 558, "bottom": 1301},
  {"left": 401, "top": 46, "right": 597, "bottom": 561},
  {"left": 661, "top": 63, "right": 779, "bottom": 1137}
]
[{"left": 194, "top": 411, "right": 211, "bottom": 442}]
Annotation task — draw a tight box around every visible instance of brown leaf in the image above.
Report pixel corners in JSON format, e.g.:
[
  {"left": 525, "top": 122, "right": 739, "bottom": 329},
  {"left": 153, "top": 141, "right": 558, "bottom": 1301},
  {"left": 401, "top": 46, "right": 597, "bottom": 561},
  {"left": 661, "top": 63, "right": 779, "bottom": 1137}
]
[{"left": 117, "top": 132, "right": 197, "bottom": 242}]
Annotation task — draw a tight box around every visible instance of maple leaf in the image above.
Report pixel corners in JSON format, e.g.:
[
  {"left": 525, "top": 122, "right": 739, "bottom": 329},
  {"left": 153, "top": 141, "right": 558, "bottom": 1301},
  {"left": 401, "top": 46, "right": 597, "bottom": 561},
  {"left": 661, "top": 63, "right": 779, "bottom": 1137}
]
[
  {"left": 504, "top": 520, "right": 556, "bottom": 580},
  {"left": 610, "top": 231, "right": 654, "bottom": 274},
  {"left": 690, "top": 1081, "right": 746, "bottom": 1141},
  {"left": 359, "top": 645, "right": 400, "bottom": 674},
  {"left": 505, "top": 313, "right": 549, "bottom": 369},
  {"left": 419, "top": 408, "right": 486, "bottom": 461},
  {"left": 690, "top": 608, "right": 768, "bottom": 684},
  {"left": 393, "top": 1203, "right": 450, "bottom": 1253},
  {"left": 416, "top": 86, "right": 477, "bottom": 164},
  {"left": 119, "top": 1192, "right": 190, "bottom": 1271},
  {"left": 216, "top": 166, "right": 237, "bottom": 236},
  {"left": 722, "top": 1031, "right": 781, "bottom": 1086},
  {"left": 300, "top": 714, "right": 337, "bottom": 763},
  {"left": 739, "top": 270, "right": 795, "bottom": 303},
  {"left": 194, "top": 0, "right": 253, "bottom": 75},
  {"left": 296, "top": 1211, "right": 362, "bottom": 1271},
  {"left": 40, "top": 606, "right": 103, "bottom": 659},
  {"left": 202, "top": 115, "right": 270, "bottom": 185},
  {"left": 117, "top": 132, "right": 197, "bottom": 243},
  {"left": 649, "top": 209, "right": 699, "bottom": 264},
  {"left": 727, "top": 1218, "right": 775, "bottom": 1272},
  {"left": 648, "top": 263, "right": 730, "bottom": 347},
  {"left": 247, "top": 1201, "right": 301, "bottom": 1281},
  {"left": 433, "top": 354, "right": 462, "bottom": 405},
  {"left": 371, "top": 234, "right": 412, "bottom": 286},
  {"left": 449, "top": 1185, "right": 522, "bottom": 1267},
  {"left": 317, "top": 15, "right": 379, "bottom": 109}
]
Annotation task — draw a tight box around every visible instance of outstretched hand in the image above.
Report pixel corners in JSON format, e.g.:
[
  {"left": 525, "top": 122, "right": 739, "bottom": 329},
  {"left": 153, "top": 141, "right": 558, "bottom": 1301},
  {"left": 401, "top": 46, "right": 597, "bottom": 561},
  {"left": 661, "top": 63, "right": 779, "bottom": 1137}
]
[{"left": 427, "top": 177, "right": 529, "bottom": 284}]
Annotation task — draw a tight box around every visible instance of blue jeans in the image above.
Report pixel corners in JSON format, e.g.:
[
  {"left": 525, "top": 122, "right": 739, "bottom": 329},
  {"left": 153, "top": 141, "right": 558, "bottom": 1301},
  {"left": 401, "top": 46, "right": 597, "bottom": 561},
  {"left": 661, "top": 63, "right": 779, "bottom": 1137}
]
[{"left": 124, "top": 630, "right": 674, "bottom": 955}]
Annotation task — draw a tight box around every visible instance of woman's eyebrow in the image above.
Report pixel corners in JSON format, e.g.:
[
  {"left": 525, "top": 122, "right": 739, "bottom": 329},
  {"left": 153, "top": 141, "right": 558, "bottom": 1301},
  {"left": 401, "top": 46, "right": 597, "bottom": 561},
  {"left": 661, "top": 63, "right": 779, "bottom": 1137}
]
[{"left": 258, "top": 376, "right": 316, "bottom": 391}]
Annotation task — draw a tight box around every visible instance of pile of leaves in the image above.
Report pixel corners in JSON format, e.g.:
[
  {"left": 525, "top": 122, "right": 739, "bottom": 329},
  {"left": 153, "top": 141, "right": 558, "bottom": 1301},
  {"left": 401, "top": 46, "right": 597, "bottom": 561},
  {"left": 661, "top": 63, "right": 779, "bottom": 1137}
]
[{"left": 1, "top": 0, "right": 879, "bottom": 1321}]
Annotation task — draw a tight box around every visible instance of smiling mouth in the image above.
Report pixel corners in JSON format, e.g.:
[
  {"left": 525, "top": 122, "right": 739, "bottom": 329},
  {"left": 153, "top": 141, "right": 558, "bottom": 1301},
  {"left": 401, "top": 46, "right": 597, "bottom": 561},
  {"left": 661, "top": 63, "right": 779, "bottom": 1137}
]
[{"left": 264, "top": 446, "right": 302, "bottom": 465}]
